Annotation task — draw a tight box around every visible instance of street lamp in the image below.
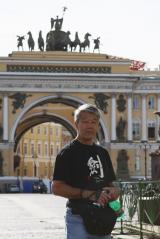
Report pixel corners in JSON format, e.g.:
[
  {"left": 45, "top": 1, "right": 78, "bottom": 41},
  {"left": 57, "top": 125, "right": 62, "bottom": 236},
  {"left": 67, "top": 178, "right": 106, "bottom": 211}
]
[
  {"left": 154, "top": 111, "right": 160, "bottom": 140},
  {"left": 32, "top": 151, "right": 38, "bottom": 177},
  {"left": 140, "top": 141, "right": 151, "bottom": 179}
]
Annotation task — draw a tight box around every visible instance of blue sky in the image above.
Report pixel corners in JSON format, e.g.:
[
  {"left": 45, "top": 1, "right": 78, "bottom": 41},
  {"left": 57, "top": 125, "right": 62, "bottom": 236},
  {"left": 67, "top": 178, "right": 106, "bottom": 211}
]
[{"left": 0, "top": 0, "right": 160, "bottom": 69}]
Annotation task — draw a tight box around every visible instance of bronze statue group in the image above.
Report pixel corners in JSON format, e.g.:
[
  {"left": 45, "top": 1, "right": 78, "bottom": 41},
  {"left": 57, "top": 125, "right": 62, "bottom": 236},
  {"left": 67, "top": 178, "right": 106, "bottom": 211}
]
[{"left": 17, "top": 14, "right": 101, "bottom": 53}]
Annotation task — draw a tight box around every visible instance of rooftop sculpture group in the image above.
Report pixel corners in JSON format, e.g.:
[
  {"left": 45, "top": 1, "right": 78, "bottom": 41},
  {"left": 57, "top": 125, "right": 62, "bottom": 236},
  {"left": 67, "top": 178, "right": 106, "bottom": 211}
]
[{"left": 17, "top": 9, "right": 100, "bottom": 53}]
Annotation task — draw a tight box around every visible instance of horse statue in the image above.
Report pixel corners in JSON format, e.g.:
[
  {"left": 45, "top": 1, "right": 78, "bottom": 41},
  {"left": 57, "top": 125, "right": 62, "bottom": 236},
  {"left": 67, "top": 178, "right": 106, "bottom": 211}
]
[
  {"left": 17, "top": 35, "right": 25, "bottom": 50},
  {"left": 38, "top": 30, "right": 44, "bottom": 51},
  {"left": 63, "top": 31, "right": 71, "bottom": 51},
  {"left": 69, "top": 32, "right": 81, "bottom": 52},
  {"left": 46, "top": 31, "right": 55, "bottom": 51},
  {"left": 27, "top": 31, "right": 35, "bottom": 51},
  {"left": 79, "top": 33, "right": 91, "bottom": 52}
]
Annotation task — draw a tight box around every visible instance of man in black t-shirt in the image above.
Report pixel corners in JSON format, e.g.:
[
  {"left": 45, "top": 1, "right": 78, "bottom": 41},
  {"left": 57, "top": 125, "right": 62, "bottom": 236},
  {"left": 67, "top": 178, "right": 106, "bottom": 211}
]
[{"left": 52, "top": 104, "right": 119, "bottom": 239}]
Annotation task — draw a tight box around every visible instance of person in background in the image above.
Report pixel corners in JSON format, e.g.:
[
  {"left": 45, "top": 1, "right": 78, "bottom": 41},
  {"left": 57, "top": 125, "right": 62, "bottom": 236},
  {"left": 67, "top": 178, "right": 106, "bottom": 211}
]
[{"left": 52, "top": 103, "right": 119, "bottom": 239}]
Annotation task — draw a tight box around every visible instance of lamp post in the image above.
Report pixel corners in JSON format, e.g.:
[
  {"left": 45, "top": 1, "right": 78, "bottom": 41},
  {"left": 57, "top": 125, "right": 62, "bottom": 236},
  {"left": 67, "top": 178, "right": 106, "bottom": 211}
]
[
  {"left": 140, "top": 141, "right": 151, "bottom": 179},
  {"left": 154, "top": 111, "right": 160, "bottom": 140},
  {"left": 151, "top": 111, "right": 160, "bottom": 180},
  {"left": 32, "top": 151, "right": 38, "bottom": 177}
]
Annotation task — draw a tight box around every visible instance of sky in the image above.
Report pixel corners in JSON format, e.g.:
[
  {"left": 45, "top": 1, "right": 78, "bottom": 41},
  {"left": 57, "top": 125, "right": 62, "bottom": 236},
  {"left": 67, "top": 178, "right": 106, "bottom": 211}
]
[{"left": 0, "top": 0, "right": 160, "bottom": 69}]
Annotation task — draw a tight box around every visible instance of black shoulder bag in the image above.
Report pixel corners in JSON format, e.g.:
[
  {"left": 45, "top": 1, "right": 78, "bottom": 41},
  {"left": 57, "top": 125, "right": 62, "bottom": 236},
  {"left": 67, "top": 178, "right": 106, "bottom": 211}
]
[
  {"left": 79, "top": 201, "right": 117, "bottom": 235},
  {"left": 71, "top": 199, "right": 118, "bottom": 236}
]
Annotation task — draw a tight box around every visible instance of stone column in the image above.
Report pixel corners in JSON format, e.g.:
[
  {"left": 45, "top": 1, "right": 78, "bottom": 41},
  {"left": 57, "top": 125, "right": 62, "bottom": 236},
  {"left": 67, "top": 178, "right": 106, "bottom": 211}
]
[
  {"left": 141, "top": 94, "right": 147, "bottom": 141},
  {"left": 111, "top": 94, "right": 116, "bottom": 141},
  {"left": 127, "top": 94, "right": 132, "bottom": 141},
  {"left": 3, "top": 95, "right": 9, "bottom": 141},
  {"left": 156, "top": 95, "right": 160, "bottom": 141}
]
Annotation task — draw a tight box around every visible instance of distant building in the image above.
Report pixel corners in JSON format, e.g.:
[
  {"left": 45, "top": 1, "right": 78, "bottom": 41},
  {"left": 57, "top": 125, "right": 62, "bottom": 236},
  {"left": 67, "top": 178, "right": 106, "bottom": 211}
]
[{"left": 15, "top": 122, "right": 64, "bottom": 179}]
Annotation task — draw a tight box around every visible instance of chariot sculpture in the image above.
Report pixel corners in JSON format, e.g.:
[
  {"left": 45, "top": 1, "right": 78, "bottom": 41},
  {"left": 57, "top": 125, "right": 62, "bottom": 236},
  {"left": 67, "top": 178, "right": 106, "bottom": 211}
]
[{"left": 16, "top": 8, "right": 100, "bottom": 53}]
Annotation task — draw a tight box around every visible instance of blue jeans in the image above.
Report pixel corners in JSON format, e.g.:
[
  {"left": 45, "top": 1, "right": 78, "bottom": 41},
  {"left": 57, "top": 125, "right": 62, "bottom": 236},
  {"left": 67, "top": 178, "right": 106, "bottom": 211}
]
[{"left": 65, "top": 208, "right": 111, "bottom": 239}]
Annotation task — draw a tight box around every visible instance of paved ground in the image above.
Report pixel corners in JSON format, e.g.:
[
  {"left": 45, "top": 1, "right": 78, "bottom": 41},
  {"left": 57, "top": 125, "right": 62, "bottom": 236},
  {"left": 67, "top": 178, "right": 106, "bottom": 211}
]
[
  {"left": 0, "top": 194, "right": 149, "bottom": 239},
  {"left": 0, "top": 193, "right": 66, "bottom": 239}
]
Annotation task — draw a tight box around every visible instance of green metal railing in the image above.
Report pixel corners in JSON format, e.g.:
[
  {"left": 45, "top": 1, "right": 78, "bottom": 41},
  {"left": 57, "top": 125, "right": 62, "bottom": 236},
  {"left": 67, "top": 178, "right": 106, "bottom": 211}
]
[{"left": 115, "top": 180, "right": 160, "bottom": 238}]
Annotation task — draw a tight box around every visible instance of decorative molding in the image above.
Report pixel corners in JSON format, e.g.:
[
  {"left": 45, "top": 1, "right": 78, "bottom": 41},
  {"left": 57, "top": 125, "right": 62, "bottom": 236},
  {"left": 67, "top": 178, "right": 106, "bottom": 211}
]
[
  {"left": 7, "top": 64, "right": 111, "bottom": 74},
  {"left": 9, "top": 93, "right": 32, "bottom": 113},
  {"left": 89, "top": 93, "right": 110, "bottom": 113},
  {"left": 116, "top": 94, "right": 126, "bottom": 112},
  {"left": 0, "top": 78, "right": 134, "bottom": 93}
]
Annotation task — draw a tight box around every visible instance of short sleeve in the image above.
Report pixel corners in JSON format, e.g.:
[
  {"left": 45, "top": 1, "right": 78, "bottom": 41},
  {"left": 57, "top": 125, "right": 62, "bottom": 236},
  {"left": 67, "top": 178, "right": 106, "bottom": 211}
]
[{"left": 53, "top": 150, "right": 71, "bottom": 183}]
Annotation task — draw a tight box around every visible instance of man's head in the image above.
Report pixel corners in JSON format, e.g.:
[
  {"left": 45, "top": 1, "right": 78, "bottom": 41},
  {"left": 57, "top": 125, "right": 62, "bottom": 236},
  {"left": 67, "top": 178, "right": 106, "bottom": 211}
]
[
  {"left": 74, "top": 104, "right": 101, "bottom": 144},
  {"left": 74, "top": 104, "right": 100, "bottom": 123}
]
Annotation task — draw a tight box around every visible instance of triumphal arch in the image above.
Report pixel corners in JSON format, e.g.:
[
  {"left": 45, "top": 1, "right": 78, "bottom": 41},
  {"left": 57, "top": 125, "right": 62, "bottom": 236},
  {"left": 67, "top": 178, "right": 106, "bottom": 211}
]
[
  {"left": 0, "top": 49, "right": 151, "bottom": 178},
  {"left": 1, "top": 13, "right": 160, "bottom": 180}
]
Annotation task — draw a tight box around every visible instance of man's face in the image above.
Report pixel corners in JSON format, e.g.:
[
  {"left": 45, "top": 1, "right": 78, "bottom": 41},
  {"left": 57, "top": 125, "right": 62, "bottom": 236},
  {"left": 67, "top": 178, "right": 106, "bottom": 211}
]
[{"left": 75, "top": 111, "right": 99, "bottom": 143}]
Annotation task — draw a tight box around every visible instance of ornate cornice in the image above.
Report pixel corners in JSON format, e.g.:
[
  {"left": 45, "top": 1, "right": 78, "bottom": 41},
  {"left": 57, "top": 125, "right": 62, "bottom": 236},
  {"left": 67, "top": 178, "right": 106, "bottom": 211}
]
[
  {"left": 7, "top": 64, "right": 111, "bottom": 74},
  {"left": 0, "top": 77, "right": 134, "bottom": 93}
]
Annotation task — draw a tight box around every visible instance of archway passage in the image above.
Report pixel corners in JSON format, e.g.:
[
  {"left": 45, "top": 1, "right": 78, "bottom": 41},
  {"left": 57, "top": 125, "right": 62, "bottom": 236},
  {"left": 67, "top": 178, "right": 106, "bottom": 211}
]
[
  {"left": 14, "top": 113, "right": 76, "bottom": 152},
  {"left": 13, "top": 96, "right": 107, "bottom": 152},
  {"left": 11, "top": 95, "right": 108, "bottom": 179}
]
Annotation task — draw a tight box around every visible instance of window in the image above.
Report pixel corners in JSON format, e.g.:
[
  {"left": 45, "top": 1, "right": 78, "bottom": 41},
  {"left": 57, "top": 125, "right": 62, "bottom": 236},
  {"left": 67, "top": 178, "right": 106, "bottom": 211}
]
[
  {"left": 56, "top": 144, "right": 60, "bottom": 154},
  {"left": 50, "top": 144, "right": 54, "bottom": 156},
  {"left": 133, "top": 95, "right": 140, "bottom": 109},
  {"left": 50, "top": 127, "right": 53, "bottom": 135},
  {"left": 31, "top": 128, "right": 34, "bottom": 133},
  {"left": 148, "top": 95, "right": 155, "bottom": 109},
  {"left": 55, "top": 127, "right": 58, "bottom": 137},
  {"left": 24, "top": 143, "right": 28, "bottom": 155},
  {"left": 148, "top": 127, "right": 155, "bottom": 139},
  {"left": 44, "top": 127, "right": 47, "bottom": 135},
  {"left": 133, "top": 122, "right": 140, "bottom": 140},
  {"left": 38, "top": 143, "right": 41, "bottom": 155},
  {"left": 45, "top": 144, "right": 48, "bottom": 156},
  {"left": 31, "top": 143, "right": 34, "bottom": 156},
  {"left": 148, "top": 122, "right": 155, "bottom": 140}
]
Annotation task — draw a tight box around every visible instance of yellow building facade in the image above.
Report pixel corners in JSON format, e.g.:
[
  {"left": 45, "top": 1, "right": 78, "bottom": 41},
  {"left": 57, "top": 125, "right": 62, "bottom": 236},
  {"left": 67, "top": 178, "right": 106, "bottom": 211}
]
[
  {"left": 16, "top": 122, "right": 63, "bottom": 179},
  {"left": 0, "top": 51, "right": 160, "bottom": 180}
]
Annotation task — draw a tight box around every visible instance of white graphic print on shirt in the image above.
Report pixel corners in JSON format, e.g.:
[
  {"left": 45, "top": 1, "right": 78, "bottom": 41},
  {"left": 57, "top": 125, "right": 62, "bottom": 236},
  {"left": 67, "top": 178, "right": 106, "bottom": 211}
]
[{"left": 87, "top": 155, "right": 104, "bottom": 179}]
